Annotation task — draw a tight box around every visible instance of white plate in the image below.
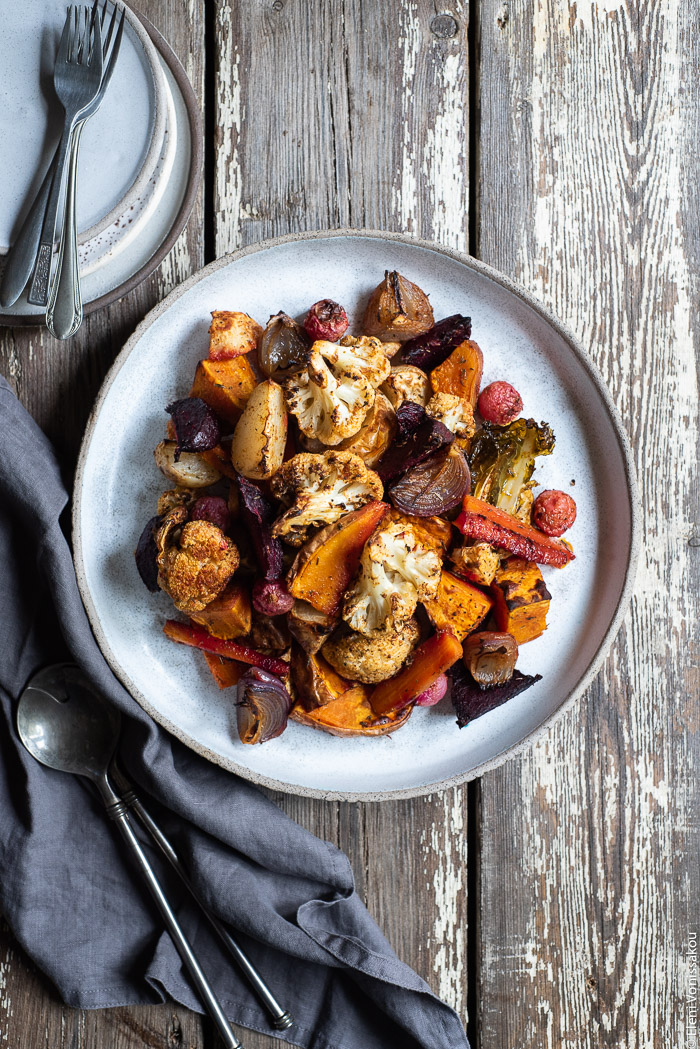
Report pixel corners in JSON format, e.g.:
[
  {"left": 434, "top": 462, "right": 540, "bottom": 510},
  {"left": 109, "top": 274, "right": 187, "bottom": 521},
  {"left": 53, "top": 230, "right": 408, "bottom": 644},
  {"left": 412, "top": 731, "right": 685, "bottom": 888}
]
[
  {"left": 0, "top": 14, "right": 200, "bottom": 323},
  {"left": 74, "top": 232, "right": 640, "bottom": 801},
  {"left": 0, "top": 0, "right": 166, "bottom": 254}
]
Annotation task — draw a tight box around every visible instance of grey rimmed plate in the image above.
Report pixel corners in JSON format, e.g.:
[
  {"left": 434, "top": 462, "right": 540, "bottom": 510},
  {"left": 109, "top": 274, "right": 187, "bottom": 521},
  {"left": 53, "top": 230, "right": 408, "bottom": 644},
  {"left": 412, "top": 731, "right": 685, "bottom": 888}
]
[{"left": 73, "top": 231, "right": 640, "bottom": 801}]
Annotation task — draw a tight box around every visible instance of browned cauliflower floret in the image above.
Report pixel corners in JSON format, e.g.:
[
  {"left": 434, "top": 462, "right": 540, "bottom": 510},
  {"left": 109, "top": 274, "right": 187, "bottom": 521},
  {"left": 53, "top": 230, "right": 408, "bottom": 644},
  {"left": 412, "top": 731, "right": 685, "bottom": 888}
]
[
  {"left": 380, "top": 365, "right": 431, "bottom": 409},
  {"left": 343, "top": 520, "right": 441, "bottom": 635},
  {"left": 271, "top": 450, "right": 383, "bottom": 546},
  {"left": 425, "top": 392, "right": 476, "bottom": 439},
  {"left": 283, "top": 339, "right": 390, "bottom": 445},
  {"left": 156, "top": 487, "right": 198, "bottom": 516},
  {"left": 322, "top": 619, "right": 420, "bottom": 684},
  {"left": 156, "top": 510, "right": 239, "bottom": 614},
  {"left": 450, "top": 540, "right": 501, "bottom": 587},
  {"left": 338, "top": 335, "right": 398, "bottom": 372}
]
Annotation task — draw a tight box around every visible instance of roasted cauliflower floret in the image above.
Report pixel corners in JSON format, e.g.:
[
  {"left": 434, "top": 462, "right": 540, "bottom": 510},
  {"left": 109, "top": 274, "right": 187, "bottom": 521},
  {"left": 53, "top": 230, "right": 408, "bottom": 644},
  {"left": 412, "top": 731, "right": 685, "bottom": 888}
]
[
  {"left": 425, "top": 392, "right": 476, "bottom": 439},
  {"left": 156, "top": 510, "right": 240, "bottom": 614},
  {"left": 343, "top": 521, "right": 441, "bottom": 635},
  {"left": 450, "top": 540, "right": 501, "bottom": 587},
  {"left": 284, "top": 339, "right": 390, "bottom": 446},
  {"left": 156, "top": 487, "right": 198, "bottom": 515},
  {"left": 338, "top": 335, "right": 396, "bottom": 377},
  {"left": 271, "top": 450, "right": 383, "bottom": 546},
  {"left": 322, "top": 619, "right": 420, "bottom": 684},
  {"left": 380, "top": 365, "right": 431, "bottom": 410}
]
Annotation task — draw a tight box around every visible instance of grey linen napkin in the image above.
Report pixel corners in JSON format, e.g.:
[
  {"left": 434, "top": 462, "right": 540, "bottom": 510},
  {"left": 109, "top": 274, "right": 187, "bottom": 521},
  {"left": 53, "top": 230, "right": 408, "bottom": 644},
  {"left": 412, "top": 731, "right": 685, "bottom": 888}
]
[{"left": 0, "top": 376, "right": 469, "bottom": 1049}]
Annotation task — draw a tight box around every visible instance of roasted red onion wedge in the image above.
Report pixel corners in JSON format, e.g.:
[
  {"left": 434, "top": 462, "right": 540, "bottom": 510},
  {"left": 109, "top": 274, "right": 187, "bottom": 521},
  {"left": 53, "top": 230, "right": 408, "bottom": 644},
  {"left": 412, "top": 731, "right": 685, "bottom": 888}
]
[
  {"left": 401, "top": 314, "right": 472, "bottom": 370},
  {"left": 376, "top": 405, "right": 454, "bottom": 483},
  {"left": 235, "top": 667, "right": 293, "bottom": 744},
  {"left": 166, "top": 397, "right": 221, "bottom": 461},
  {"left": 389, "top": 446, "right": 470, "bottom": 517}
]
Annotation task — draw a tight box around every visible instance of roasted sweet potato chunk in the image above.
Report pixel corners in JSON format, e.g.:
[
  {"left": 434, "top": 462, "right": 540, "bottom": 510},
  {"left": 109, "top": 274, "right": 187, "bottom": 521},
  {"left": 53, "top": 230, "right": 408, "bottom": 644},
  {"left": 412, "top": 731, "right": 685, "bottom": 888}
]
[
  {"left": 290, "top": 685, "right": 412, "bottom": 736},
  {"left": 422, "top": 571, "right": 493, "bottom": 642},
  {"left": 208, "top": 311, "right": 263, "bottom": 361},
  {"left": 287, "top": 501, "right": 389, "bottom": 615},
  {"left": 430, "top": 339, "right": 484, "bottom": 408},
  {"left": 290, "top": 647, "right": 353, "bottom": 711},
  {"left": 490, "top": 556, "right": 551, "bottom": 643},
  {"left": 190, "top": 356, "right": 258, "bottom": 425},
  {"left": 189, "top": 581, "right": 251, "bottom": 639}
]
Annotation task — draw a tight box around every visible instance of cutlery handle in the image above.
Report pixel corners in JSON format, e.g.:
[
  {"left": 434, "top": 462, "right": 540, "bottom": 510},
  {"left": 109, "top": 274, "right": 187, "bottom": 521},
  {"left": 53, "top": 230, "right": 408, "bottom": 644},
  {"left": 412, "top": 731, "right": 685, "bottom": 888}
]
[
  {"left": 27, "top": 112, "right": 75, "bottom": 307},
  {"left": 0, "top": 158, "right": 55, "bottom": 309},
  {"left": 113, "top": 773, "right": 293, "bottom": 1031},
  {"left": 46, "top": 123, "right": 84, "bottom": 339},
  {"left": 105, "top": 798, "right": 245, "bottom": 1049}
]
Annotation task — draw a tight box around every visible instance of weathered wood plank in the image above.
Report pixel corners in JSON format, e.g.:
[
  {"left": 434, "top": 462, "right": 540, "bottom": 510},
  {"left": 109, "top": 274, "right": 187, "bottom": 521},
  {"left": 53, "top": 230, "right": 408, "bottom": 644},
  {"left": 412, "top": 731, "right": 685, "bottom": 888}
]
[
  {"left": 0, "top": 1, "right": 208, "bottom": 1046},
  {"left": 213, "top": 2, "right": 470, "bottom": 1046},
  {"left": 476, "top": 2, "right": 699, "bottom": 1047}
]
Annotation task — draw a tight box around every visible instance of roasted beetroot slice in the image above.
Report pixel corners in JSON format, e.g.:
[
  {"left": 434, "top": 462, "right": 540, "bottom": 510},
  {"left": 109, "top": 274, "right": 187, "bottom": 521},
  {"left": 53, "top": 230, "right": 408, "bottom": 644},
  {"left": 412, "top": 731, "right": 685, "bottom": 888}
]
[
  {"left": 451, "top": 664, "right": 542, "bottom": 728},
  {"left": 235, "top": 474, "right": 284, "bottom": 580},
  {"left": 402, "top": 314, "right": 472, "bottom": 370},
  {"left": 376, "top": 414, "right": 454, "bottom": 483},
  {"left": 166, "top": 397, "right": 221, "bottom": 460},
  {"left": 135, "top": 515, "right": 162, "bottom": 592},
  {"left": 395, "top": 400, "right": 427, "bottom": 439}
]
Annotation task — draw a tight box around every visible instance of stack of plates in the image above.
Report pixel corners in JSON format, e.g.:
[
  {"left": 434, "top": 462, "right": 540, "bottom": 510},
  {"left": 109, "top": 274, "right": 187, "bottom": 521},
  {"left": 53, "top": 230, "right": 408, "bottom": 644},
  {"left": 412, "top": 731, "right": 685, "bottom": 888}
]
[{"left": 0, "top": 0, "right": 202, "bottom": 325}]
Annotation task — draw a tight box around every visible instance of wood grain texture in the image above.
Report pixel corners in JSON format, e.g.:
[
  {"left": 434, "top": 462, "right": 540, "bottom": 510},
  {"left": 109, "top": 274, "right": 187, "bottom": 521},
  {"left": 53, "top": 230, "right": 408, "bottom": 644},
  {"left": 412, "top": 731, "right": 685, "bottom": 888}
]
[
  {"left": 476, "top": 2, "right": 700, "bottom": 1047},
  {"left": 0, "top": 1, "right": 207, "bottom": 1046},
  {"left": 212, "top": 2, "right": 470, "bottom": 1046}
]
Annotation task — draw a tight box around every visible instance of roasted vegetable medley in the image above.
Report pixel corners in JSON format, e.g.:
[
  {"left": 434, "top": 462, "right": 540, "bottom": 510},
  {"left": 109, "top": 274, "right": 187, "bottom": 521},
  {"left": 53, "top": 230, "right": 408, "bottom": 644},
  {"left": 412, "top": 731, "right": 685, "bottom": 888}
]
[{"left": 135, "top": 272, "right": 577, "bottom": 745}]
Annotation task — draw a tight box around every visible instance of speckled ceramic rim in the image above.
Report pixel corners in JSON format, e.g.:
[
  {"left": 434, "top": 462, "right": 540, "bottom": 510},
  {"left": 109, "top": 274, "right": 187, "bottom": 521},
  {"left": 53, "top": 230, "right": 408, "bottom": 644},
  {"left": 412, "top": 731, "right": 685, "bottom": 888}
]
[
  {"left": 0, "top": 11, "right": 202, "bottom": 328},
  {"left": 73, "top": 229, "right": 642, "bottom": 802}
]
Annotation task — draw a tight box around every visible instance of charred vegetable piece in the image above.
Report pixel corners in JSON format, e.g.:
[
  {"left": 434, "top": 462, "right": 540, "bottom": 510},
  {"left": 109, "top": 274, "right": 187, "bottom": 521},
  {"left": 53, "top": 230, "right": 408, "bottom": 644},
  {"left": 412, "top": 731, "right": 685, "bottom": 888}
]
[
  {"left": 422, "top": 570, "right": 493, "bottom": 642},
  {"left": 249, "top": 613, "right": 291, "bottom": 655},
  {"left": 166, "top": 398, "right": 222, "bottom": 461},
  {"left": 389, "top": 446, "right": 470, "bottom": 517},
  {"left": 362, "top": 270, "right": 434, "bottom": 343},
  {"left": 456, "top": 495, "right": 574, "bottom": 568},
  {"left": 370, "top": 630, "right": 463, "bottom": 715},
  {"left": 258, "top": 312, "right": 311, "bottom": 378},
  {"left": 135, "top": 514, "right": 162, "bottom": 592},
  {"left": 401, "top": 314, "right": 472, "bottom": 370},
  {"left": 430, "top": 340, "right": 484, "bottom": 408},
  {"left": 463, "top": 631, "right": 518, "bottom": 687},
  {"left": 163, "top": 619, "right": 288, "bottom": 676},
  {"left": 395, "top": 399, "right": 427, "bottom": 439},
  {"left": 203, "top": 651, "right": 247, "bottom": 689},
  {"left": 252, "top": 579, "right": 295, "bottom": 616},
  {"left": 490, "top": 556, "right": 552, "bottom": 643},
  {"left": 154, "top": 441, "right": 223, "bottom": 488},
  {"left": 322, "top": 619, "right": 420, "bottom": 685},
  {"left": 236, "top": 667, "right": 292, "bottom": 744},
  {"left": 450, "top": 540, "right": 501, "bottom": 587},
  {"left": 190, "top": 496, "right": 232, "bottom": 533},
  {"left": 235, "top": 474, "right": 284, "bottom": 580},
  {"left": 469, "top": 418, "right": 555, "bottom": 516},
  {"left": 290, "top": 646, "right": 353, "bottom": 710},
  {"left": 376, "top": 405, "right": 454, "bottom": 483},
  {"left": 190, "top": 356, "right": 258, "bottom": 425},
  {"left": 451, "top": 662, "right": 542, "bottom": 728},
  {"left": 189, "top": 581, "right": 252, "bottom": 639},
  {"left": 287, "top": 501, "right": 389, "bottom": 615},
  {"left": 388, "top": 509, "right": 453, "bottom": 557},
  {"left": 532, "top": 489, "right": 577, "bottom": 536},
  {"left": 304, "top": 299, "right": 349, "bottom": 342},
  {"left": 290, "top": 685, "right": 413, "bottom": 737},
  {"left": 287, "top": 600, "right": 338, "bottom": 655},
  {"left": 477, "top": 381, "right": 523, "bottom": 425}
]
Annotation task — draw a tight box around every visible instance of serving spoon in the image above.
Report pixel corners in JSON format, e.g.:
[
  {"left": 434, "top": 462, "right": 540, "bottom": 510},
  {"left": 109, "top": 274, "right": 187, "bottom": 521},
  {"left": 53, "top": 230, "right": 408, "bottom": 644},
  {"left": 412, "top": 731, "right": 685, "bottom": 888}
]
[{"left": 17, "top": 663, "right": 248, "bottom": 1048}]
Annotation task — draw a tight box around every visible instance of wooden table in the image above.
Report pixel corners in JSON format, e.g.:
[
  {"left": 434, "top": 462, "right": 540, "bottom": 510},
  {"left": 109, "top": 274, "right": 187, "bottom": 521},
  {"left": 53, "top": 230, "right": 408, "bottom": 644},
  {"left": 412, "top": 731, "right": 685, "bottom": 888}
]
[{"left": 2, "top": 2, "right": 697, "bottom": 1047}]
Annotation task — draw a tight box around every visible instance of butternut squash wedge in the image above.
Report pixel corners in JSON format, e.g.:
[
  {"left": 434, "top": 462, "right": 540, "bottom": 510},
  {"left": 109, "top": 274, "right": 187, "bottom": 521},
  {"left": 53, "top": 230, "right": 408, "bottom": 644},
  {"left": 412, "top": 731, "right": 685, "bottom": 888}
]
[
  {"left": 422, "top": 571, "right": 493, "bottom": 642},
  {"left": 190, "top": 356, "right": 258, "bottom": 425},
  {"left": 490, "top": 556, "right": 551, "bottom": 644}
]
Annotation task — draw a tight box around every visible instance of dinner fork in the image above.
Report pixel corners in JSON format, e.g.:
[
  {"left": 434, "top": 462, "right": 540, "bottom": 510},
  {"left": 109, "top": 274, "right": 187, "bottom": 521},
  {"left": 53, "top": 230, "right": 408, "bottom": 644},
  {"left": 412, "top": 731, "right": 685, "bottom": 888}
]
[
  {"left": 25, "top": 8, "right": 103, "bottom": 308},
  {"left": 0, "top": 4, "right": 123, "bottom": 311},
  {"left": 47, "top": 1, "right": 125, "bottom": 338}
]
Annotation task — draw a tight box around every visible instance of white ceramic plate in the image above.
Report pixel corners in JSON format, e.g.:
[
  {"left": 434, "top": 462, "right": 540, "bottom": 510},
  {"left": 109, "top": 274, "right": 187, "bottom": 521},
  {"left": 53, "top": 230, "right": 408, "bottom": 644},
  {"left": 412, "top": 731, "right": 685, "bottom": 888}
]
[
  {"left": 0, "top": 0, "right": 166, "bottom": 254},
  {"left": 74, "top": 232, "right": 640, "bottom": 801}
]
